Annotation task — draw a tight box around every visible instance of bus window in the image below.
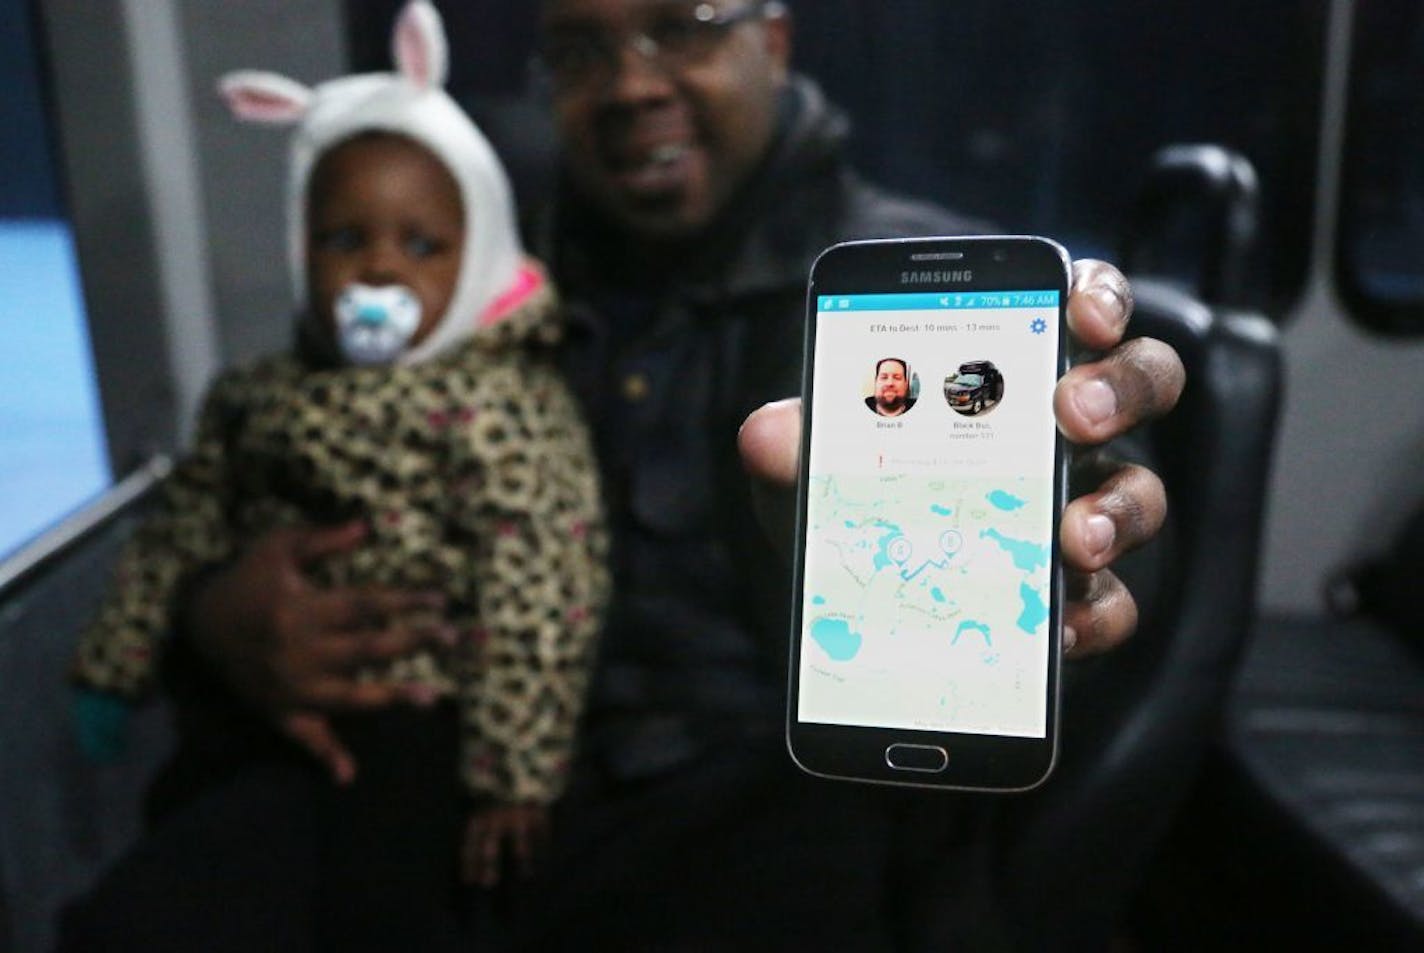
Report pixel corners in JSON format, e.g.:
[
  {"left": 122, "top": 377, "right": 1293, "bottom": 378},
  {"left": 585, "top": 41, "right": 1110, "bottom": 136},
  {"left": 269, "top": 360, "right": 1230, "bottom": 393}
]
[
  {"left": 0, "top": 0, "right": 110, "bottom": 560},
  {"left": 793, "top": 0, "right": 1326, "bottom": 313},
  {"left": 1336, "top": 0, "right": 1424, "bottom": 334}
]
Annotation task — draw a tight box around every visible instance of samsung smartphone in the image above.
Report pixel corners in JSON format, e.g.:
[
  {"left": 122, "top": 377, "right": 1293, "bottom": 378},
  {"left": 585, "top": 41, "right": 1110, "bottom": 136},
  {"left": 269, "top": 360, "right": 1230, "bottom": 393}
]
[{"left": 787, "top": 235, "right": 1071, "bottom": 791}]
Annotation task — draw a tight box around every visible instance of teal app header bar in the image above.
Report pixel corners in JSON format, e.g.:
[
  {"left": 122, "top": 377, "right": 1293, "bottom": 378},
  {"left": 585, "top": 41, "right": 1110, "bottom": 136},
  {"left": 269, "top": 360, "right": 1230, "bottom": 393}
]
[{"left": 817, "top": 290, "right": 1059, "bottom": 312}]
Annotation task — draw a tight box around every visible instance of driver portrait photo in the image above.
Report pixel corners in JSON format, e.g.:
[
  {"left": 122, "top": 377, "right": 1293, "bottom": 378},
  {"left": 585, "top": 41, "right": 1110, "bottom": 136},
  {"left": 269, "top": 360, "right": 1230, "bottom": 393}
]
[{"left": 865, "top": 356, "right": 918, "bottom": 417}]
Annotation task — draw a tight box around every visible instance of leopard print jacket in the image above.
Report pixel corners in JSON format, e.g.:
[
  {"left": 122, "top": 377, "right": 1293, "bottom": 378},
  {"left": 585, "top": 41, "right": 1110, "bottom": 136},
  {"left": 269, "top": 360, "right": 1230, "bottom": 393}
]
[{"left": 72, "top": 280, "right": 609, "bottom": 804}]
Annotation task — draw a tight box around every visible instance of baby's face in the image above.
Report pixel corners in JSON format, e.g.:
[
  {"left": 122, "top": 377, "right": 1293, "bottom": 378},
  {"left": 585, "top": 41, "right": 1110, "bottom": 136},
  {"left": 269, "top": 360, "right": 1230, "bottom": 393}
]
[{"left": 306, "top": 133, "right": 465, "bottom": 353}]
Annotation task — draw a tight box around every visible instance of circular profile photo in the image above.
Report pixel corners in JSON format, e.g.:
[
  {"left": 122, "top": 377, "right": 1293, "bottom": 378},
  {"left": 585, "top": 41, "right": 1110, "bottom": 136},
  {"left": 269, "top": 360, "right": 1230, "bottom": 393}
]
[
  {"left": 943, "top": 360, "right": 1004, "bottom": 416},
  {"left": 865, "top": 357, "right": 920, "bottom": 417}
]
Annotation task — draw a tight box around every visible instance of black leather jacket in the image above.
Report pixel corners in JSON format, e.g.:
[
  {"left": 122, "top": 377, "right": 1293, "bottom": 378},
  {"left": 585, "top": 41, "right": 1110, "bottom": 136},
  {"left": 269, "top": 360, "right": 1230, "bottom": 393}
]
[{"left": 537, "top": 77, "right": 985, "bottom": 779}]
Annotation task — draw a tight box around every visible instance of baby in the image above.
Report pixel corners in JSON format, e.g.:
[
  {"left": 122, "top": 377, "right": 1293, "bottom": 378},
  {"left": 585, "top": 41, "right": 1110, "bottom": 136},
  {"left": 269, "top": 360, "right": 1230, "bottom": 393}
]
[{"left": 71, "top": 0, "right": 607, "bottom": 893}]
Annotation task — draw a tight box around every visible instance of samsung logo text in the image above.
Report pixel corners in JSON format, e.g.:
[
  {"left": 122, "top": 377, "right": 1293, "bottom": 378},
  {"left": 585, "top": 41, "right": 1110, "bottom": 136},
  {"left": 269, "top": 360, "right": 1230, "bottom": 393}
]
[{"left": 900, "top": 270, "right": 973, "bottom": 284}]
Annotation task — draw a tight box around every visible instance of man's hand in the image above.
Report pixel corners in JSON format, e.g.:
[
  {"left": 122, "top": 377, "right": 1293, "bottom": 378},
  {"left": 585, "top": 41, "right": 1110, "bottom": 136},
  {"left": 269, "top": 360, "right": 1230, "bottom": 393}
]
[
  {"left": 185, "top": 521, "right": 455, "bottom": 782},
  {"left": 738, "top": 258, "right": 1185, "bottom": 659},
  {"left": 1050, "top": 260, "right": 1182, "bottom": 654},
  {"left": 460, "top": 802, "right": 550, "bottom": 888}
]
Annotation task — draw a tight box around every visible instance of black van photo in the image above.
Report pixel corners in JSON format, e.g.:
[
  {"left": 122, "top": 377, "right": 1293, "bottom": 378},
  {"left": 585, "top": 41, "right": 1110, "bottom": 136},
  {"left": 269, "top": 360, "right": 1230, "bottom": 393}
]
[{"left": 943, "top": 360, "right": 1004, "bottom": 415}]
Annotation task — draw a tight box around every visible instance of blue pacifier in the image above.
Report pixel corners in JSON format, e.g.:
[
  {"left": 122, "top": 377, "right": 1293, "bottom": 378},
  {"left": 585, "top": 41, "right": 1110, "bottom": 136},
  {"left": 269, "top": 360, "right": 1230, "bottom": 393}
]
[{"left": 334, "top": 283, "right": 423, "bottom": 366}]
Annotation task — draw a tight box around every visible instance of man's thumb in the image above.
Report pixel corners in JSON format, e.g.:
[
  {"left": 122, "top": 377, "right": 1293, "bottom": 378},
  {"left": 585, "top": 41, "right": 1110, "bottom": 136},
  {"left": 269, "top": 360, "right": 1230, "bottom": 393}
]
[
  {"left": 282, "top": 713, "right": 357, "bottom": 785},
  {"left": 737, "top": 397, "right": 801, "bottom": 486}
]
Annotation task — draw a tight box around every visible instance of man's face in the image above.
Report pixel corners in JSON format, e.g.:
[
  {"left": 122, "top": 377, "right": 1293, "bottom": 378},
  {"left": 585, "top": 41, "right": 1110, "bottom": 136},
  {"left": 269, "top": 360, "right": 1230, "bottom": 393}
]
[
  {"left": 540, "top": 0, "right": 791, "bottom": 239},
  {"left": 305, "top": 134, "right": 464, "bottom": 350},
  {"left": 875, "top": 360, "right": 909, "bottom": 415}
]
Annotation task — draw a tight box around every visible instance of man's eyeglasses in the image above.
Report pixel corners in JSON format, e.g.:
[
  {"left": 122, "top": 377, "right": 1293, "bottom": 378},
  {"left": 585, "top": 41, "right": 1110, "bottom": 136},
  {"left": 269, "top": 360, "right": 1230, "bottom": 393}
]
[{"left": 537, "top": 2, "right": 783, "bottom": 92}]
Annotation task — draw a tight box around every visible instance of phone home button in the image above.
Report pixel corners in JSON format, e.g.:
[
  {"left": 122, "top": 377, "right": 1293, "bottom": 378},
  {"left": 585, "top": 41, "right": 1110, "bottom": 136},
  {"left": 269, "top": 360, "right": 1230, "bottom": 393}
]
[{"left": 885, "top": 743, "right": 949, "bottom": 773}]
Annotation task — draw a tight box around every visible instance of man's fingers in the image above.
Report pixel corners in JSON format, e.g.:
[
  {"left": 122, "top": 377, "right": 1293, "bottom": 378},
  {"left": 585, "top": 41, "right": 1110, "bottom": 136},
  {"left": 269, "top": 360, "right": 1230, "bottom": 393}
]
[
  {"left": 1060, "top": 463, "right": 1166, "bottom": 574},
  {"left": 288, "top": 520, "right": 368, "bottom": 565},
  {"left": 365, "top": 619, "right": 459, "bottom": 658},
  {"left": 1063, "top": 568, "right": 1139, "bottom": 657},
  {"left": 280, "top": 712, "right": 357, "bottom": 784},
  {"left": 303, "top": 615, "right": 456, "bottom": 671},
  {"left": 1053, "top": 337, "right": 1185, "bottom": 446},
  {"left": 267, "top": 589, "right": 455, "bottom": 711},
  {"left": 1067, "top": 259, "right": 1134, "bottom": 351},
  {"left": 343, "top": 617, "right": 457, "bottom": 661},
  {"left": 1059, "top": 259, "right": 1184, "bottom": 447},
  {"left": 299, "top": 674, "right": 442, "bottom": 712},
  {"left": 288, "top": 588, "right": 448, "bottom": 653},
  {"left": 321, "top": 588, "right": 448, "bottom": 631}
]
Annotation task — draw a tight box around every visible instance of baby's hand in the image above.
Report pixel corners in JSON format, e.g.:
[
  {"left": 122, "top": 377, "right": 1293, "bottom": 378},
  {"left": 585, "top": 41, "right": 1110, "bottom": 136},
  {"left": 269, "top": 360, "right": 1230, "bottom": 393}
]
[{"left": 460, "top": 801, "right": 549, "bottom": 888}]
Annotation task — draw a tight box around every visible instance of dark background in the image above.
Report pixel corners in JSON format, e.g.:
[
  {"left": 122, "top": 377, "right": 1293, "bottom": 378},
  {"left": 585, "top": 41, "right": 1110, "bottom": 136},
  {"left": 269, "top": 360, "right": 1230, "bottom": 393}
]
[{"left": 348, "top": 0, "right": 1327, "bottom": 313}]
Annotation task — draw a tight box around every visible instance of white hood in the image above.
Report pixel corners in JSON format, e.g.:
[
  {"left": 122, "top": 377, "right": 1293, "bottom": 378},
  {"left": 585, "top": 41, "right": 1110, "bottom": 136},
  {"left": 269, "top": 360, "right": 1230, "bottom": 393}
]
[{"left": 219, "top": 0, "right": 522, "bottom": 364}]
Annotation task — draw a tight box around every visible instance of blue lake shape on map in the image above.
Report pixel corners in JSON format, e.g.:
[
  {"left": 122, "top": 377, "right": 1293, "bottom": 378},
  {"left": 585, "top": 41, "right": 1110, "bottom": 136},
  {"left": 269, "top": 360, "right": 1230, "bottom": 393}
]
[
  {"left": 931, "top": 586, "right": 947, "bottom": 604},
  {"left": 954, "top": 619, "right": 992, "bottom": 646},
  {"left": 873, "top": 524, "right": 904, "bottom": 571},
  {"left": 981, "top": 528, "right": 1049, "bottom": 572},
  {"left": 931, "top": 504, "right": 953, "bottom": 516},
  {"left": 811, "top": 618, "right": 862, "bottom": 661},
  {"left": 987, "top": 490, "right": 1027, "bottom": 511},
  {"left": 812, "top": 595, "right": 826, "bottom": 606},
  {"left": 1016, "top": 582, "right": 1048, "bottom": 634}
]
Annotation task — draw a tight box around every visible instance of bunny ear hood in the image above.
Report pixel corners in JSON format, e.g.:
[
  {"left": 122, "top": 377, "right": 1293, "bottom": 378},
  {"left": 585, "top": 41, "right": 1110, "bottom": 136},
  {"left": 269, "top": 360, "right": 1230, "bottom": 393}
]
[
  {"left": 392, "top": 0, "right": 448, "bottom": 89},
  {"left": 219, "top": 0, "right": 523, "bottom": 365}
]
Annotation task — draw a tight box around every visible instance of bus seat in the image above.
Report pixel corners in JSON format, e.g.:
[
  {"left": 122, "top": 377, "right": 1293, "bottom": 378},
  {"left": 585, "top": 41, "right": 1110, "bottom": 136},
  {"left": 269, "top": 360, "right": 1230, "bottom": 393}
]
[
  {"left": 993, "top": 275, "right": 1283, "bottom": 950},
  {"left": 991, "top": 143, "right": 1281, "bottom": 950},
  {"left": 0, "top": 492, "right": 174, "bottom": 953}
]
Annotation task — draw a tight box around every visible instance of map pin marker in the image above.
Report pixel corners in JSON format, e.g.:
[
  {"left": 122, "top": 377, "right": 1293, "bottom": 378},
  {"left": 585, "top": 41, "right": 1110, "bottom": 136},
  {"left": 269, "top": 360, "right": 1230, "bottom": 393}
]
[{"left": 939, "top": 530, "right": 963, "bottom": 557}]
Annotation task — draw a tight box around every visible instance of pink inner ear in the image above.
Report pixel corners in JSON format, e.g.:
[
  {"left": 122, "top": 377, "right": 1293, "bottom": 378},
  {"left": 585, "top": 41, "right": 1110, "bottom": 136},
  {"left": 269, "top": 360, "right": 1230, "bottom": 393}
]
[
  {"left": 219, "top": 73, "right": 311, "bottom": 124},
  {"left": 224, "top": 87, "right": 304, "bottom": 122},
  {"left": 396, "top": 22, "right": 429, "bottom": 84},
  {"left": 394, "top": 1, "right": 447, "bottom": 89}
]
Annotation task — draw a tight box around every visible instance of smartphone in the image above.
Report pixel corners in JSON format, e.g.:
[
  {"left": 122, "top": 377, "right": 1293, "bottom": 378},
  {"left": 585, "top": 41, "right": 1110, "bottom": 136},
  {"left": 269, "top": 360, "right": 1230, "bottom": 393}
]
[{"left": 787, "top": 235, "right": 1070, "bottom": 791}]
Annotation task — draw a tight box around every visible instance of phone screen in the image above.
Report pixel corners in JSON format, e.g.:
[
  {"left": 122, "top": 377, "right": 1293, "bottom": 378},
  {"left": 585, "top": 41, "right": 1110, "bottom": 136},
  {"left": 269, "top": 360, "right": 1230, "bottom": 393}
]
[{"left": 797, "top": 284, "right": 1063, "bottom": 740}]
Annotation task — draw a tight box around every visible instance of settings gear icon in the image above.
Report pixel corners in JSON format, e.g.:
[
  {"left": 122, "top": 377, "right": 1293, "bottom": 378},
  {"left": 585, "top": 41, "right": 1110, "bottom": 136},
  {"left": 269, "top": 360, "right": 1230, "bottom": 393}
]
[{"left": 1029, "top": 317, "right": 1048, "bottom": 335}]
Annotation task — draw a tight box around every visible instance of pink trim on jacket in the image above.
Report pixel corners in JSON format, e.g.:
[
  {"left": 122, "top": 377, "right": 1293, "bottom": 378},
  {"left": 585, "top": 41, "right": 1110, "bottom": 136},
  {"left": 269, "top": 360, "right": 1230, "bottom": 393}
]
[{"left": 479, "top": 260, "right": 545, "bottom": 327}]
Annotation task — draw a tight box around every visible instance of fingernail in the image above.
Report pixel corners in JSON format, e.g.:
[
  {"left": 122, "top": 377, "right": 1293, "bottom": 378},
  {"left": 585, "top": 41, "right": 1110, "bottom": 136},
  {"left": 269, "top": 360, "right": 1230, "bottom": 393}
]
[
  {"left": 1072, "top": 379, "right": 1117, "bottom": 426},
  {"left": 1063, "top": 626, "right": 1078, "bottom": 652},
  {"left": 1084, "top": 514, "right": 1115, "bottom": 558},
  {"left": 1092, "top": 284, "right": 1130, "bottom": 329},
  {"left": 737, "top": 396, "right": 800, "bottom": 436}
]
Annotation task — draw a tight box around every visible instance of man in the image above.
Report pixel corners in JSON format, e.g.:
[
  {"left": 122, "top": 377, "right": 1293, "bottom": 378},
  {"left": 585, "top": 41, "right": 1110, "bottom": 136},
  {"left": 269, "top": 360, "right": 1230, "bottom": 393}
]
[
  {"left": 511, "top": 1, "right": 1179, "bottom": 946},
  {"left": 868, "top": 357, "right": 915, "bottom": 416},
  {"left": 67, "top": 0, "right": 1184, "bottom": 949}
]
